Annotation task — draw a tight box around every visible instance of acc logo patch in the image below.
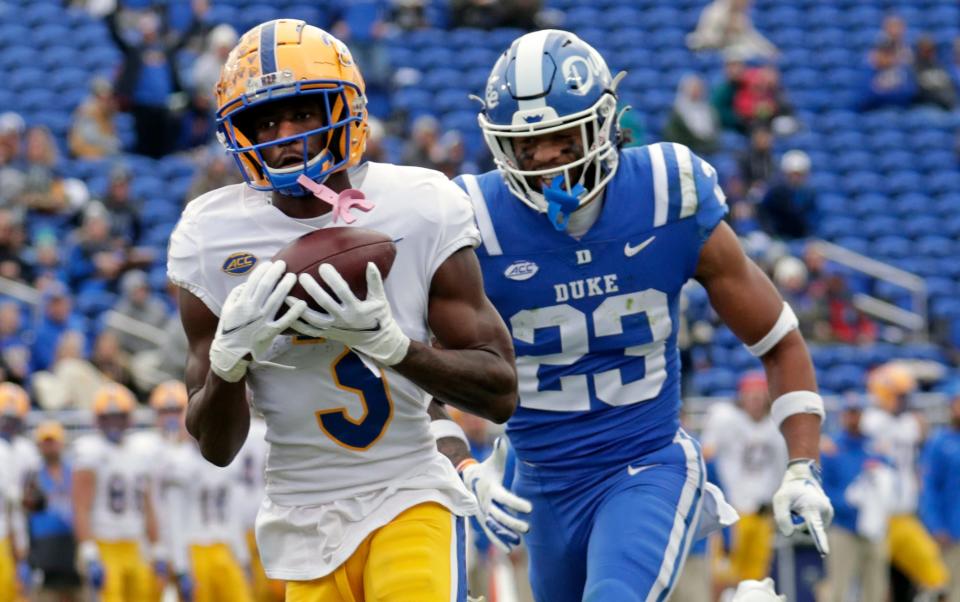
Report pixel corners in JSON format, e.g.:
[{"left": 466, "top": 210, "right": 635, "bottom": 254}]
[
  {"left": 504, "top": 260, "right": 539, "bottom": 281},
  {"left": 222, "top": 252, "right": 257, "bottom": 275}
]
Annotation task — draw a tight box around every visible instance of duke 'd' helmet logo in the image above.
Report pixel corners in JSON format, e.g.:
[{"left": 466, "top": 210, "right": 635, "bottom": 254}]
[
  {"left": 222, "top": 252, "right": 257, "bottom": 275},
  {"left": 504, "top": 260, "right": 539, "bottom": 281}
]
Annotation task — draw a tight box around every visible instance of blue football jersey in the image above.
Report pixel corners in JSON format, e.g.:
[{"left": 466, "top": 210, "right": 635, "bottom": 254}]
[{"left": 455, "top": 143, "right": 727, "bottom": 472}]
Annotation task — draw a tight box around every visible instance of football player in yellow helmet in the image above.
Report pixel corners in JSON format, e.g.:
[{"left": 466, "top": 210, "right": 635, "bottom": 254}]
[
  {"left": 0, "top": 381, "right": 39, "bottom": 598},
  {"left": 73, "top": 383, "right": 164, "bottom": 602},
  {"left": 861, "top": 363, "right": 949, "bottom": 595},
  {"left": 215, "top": 18, "right": 368, "bottom": 197},
  {"left": 171, "top": 18, "right": 518, "bottom": 602}
]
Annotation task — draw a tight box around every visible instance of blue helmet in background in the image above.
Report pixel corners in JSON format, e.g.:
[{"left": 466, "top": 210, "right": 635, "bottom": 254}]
[{"left": 478, "top": 30, "right": 623, "bottom": 214}]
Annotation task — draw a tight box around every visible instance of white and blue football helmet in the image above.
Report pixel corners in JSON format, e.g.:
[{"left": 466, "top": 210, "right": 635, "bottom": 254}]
[{"left": 477, "top": 30, "right": 624, "bottom": 215}]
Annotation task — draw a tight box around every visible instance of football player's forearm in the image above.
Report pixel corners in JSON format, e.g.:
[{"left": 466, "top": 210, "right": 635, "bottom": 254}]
[
  {"left": 185, "top": 372, "right": 251, "bottom": 467},
  {"left": 762, "top": 332, "right": 821, "bottom": 461},
  {"left": 396, "top": 342, "right": 518, "bottom": 424},
  {"left": 428, "top": 400, "right": 473, "bottom": 467}
]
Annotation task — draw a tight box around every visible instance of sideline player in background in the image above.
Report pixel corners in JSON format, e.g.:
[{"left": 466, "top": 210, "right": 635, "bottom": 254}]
[
  {"left": 862, "top": 363, "right": 950, "bottom": 597},
  {"left": 71, "top": 383, "right": 163, "bottom": 602},
  {"left": 702, "top": 372, "right": 787, "bottom": 583},
  {"left": 169, "top": 19, "right": 517, "bottom": 602},
  {"left": 158, "top": 380, "right": 253, "bottom": 602},
  {"left": 0, "top": 434, "right": 19, "bottom": 601},
  {"left": 433, "top": 29, "right": 832, "bottom": 602},
  {"left": 0, "top": 382, "right": 40, "bottom": 593}
]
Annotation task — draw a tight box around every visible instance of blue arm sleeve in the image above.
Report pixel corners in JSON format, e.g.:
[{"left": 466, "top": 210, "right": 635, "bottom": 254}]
[{"left": 919, "top": 435, "right": 947, "bottom": 535}]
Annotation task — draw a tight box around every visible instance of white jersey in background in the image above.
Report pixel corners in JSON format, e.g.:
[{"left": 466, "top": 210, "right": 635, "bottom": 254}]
[
  {"left": 161, "top": 440, "right": 249, "bottom": 575},
  {"left": 72, "top": 433, "right": 152, "bottom": 542},
  {"left": 168, "top": 163, "right": 479, "bottom": 580},
  {"left": 860, "top": 407, "right": 921, "bottom": 514},
  {"left": 7, "top": 436, "right": 38, "bottom": 554},
  {"left": 236, "top": 417, "right": 268, "bottom": 530},
  {"left": 701, "top": 403, "right": 788, "bottom": 514},
  {"left": 0, "top": 440, "right": 17, "bottom": 540}
]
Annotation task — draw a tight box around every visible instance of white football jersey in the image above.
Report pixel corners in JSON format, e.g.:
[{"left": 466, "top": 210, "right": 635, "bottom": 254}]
[
  {"left": 0, "top": 440, "right": 16, "bottom": 540},
  {"left": 235, "top": 417, "right": 268, "bottom": 529},
  {"left": 72, "top": 433, "right": 152, "bottom": 542},
  {"left": 860, "top": 407, "right": 920, "bottom": 513},
  {"left": 168, "top": 163, "right": 480, "bottom": 579},
  {"left": 161, "top": 440, "right": 248, "bottom": 574},
  {"left": 701, "top": 403, "right": 787, "bottom": 514}
]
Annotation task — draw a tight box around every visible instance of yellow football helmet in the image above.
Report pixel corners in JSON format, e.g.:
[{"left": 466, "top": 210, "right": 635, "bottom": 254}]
[
  {"left": 149, "top": 380, "right": 188, "bottom": 412},
  {"left": 0, "top": 382, "right": 29, "bottom": 417},
  {"left": 92, "top": 383, "right": 136, "bottom": 416},
  {"left": 867, "top": 363, "right": 916, "bottom": 413},
  {"left": 215, "top": 19, "right": 368, "bottom": 196}
]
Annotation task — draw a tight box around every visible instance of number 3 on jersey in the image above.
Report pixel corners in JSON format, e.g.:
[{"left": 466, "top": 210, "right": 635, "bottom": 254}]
[
  {"left": 510, "top": 289, "right": 671, "bottom": 412},
  {"left": 316, "top": 349, "right": 394, "bottom": 451}
]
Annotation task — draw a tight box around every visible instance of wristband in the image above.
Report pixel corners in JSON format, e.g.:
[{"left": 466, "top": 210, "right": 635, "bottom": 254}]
[
  {"left": 747, "top": 302, "right": 799, "bottom": 357},
  {"left": 429, "top": 419, "right": 470, "bottom": 447},
  {"left": 771, "top": 391, "right": 825, "bottom": 427},
  {"left": 79, "top": 540, "right": 100, "bottom": 564}
]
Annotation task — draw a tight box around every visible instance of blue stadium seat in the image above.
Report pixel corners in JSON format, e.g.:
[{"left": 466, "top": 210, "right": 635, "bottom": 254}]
[
  {"left": 690, "top": 367, "right": 738, "bottom": 396},
  {"left": 871, "top": 236, "right": 911, "bottom": 260},
  {"left": 828, "top": 131, "right": 866, "bottom": 152},
  {"left": 918, "top": 150, "right": 956, "bottom": 174},
  {"left": 819, "top": 216, "right": 859, "bottom": 240},
  {"left": 925, "top": 277, "right": 956, "bottom": 301},
  {"left": 821, "top": 364, "right": 865, "bottom": 393},
  {"left": 421, "top": 68, "right": 463, "bottom": 91},
  {"left": 884, "top": 171, "right": 924, "bottom": 196},
  {"left": 833, "top": 151, "right": 872, "bottom": 175},
  {"left": 916, "top": 236, "right": 955, "bottom": 258},
  {"left": 928, "top": 171, "right": 960, "bottom": 195},
  {"left": 840, "top": 171, "right": 880, "bottom": 196},
  {"left": 862, "top": 215, "right": 900, "bottom": 239},
  {"left": 903, "top": 214, "right": 941, "bottom": 238}
]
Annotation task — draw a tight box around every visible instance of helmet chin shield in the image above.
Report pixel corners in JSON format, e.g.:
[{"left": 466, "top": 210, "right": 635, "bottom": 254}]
[{"left": 477, "top": 29, "right": 625, "bottom": 216}]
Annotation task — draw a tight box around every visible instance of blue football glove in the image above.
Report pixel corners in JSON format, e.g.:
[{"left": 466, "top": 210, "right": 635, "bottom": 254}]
[
  {"left": 460, "top": 437, "right": 533, "bottom": 554},
  {"left": 79, "top": 541, "right": 105, "bottom": 590},
  {"left": 153, "top": 559, "right": 169, "bottom": 579},
  {"left": 177, "top": 573, "right": 195, "bottom": 602},
  {"left": 87, "top": 561, "right": 105, "bottom": 590}
]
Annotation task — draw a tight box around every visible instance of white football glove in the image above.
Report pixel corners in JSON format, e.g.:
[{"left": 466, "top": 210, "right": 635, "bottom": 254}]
[
  {"left": 288, "top": 262, "right": 410, "bottom": 366},
  {"left": 772, "top": 459, "right": 834, "bottom": 556},
  {"left": 461, "top": 437, "right": 533, "bottom": 554},
  {"left": 730, "top": 578, "right": 786, "bottom": 602},
  {"left": 209, "top": 260, "right": 305, "bottom": 382}
]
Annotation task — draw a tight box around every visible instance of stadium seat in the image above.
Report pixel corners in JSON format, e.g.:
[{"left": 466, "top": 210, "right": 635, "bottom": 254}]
[
  {"left": 871, "top": 236, "right": 912, "bottom": 260},
  {"left": 916, "top": 236, "right": 955, "bottom": 258}
]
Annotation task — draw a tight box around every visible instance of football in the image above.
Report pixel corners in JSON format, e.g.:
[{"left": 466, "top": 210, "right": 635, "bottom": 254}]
[{"left": 272, "top": 227, "right": 397, "bottom": 313}]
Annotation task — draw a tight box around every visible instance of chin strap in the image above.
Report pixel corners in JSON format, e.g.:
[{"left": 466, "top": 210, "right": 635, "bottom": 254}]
[
  {"left": 297, "top": 174, "right": 374, "bottom": 224},
  {"left": 542, "top": 177, "right": 586, "bottom": 231}
]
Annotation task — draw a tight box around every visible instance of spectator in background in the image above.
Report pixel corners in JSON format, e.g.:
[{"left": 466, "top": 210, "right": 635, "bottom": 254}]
[
  {"left": 435, "top": 131, "right": 475, "bottom": 178},
  {"left": 856, "top": 38, "right": 917, "bottom": 111},
  {"left": 914, "top": 35, "right": 957, "bottom": 110},
  {"left": 712, "top": 51, "right": 748, "bottom": 132},
  {"left": 363, "top": 117, "right": 389, "bottom": 163},
  {"left": 31, "top": 331, "right": 104, "bottom": 411},
  {"left": 821, "top": 394, "right": 896, "bottom": 602},
  {"left": 663, "top": 74, "right": 721, "bottom": 156},
  {"left": 90, "top": 331, "right": 133, "bottom": 391},
  {"left": 190, "top": 24, "right": 237, "bottom": 104},
  {"left": 951, "top": 37, "right": 960, "bottom": 92},
  {"left": 733, "top": 65, "right": 796, "bottom": 134},
  {"left": 187, "top": 148, "right": 241, "bottom": 200},
  {"left": 30, "top": 283, "right": 86, "bottom": 373},
  {"left": 921, "top": 385, "right": 960, "bottom": 602},
  {"left": 401, "top": 115, "right": 441, "bottom": 169},
  {"left": 16, "top": 127, "right": 69, "bottom": 217},
  {"left": 879, "top": 14, "right": 913, "bottom": 67},
  {"left": 737, "top": 124, "right": 775, "bottom": 197},
  {"left": 106, "top": 2, "right": 206, "bottom": 158},
  {"left": 391, "top": 0, "right": 429, "bottom": 31},
  {"left": 101, "top": 166, "right": 143, "bottom": 247},
  {"left": 758, "top": 150, "right": 819, "bottom": 240},
  {"left": 825, "top": 273, "right": 877, "bottom": 345},
  {"left": 450, "top": 0, "right": 504, "bottom": 29},
  {"left": 0, "top": 113, "right": 27, "bottom": 207},
  {"left": 0, "top": 209, "right": 31, "bottom": 284},
  {"left": 110, "top": 270, "right": 169, "bottom": 355},
  {"left": 773, "top": 255, "right": 831, "bottom": 342},
  {"left": 686, "top": 0, "right": 778, "bottom": 61},
  {"left": 22, "top": 421, "right": 81, "bottom": 602},
  {"left": 0, "top": 302, "right": 30, "bottom": 387},
  {"left": 331, "top": 0, "right": 392, "bottom": 92},
  {"left": 68, "top": 77, "right": 121, "bottom": 160},
  {"left": 65, "top": 203, "right": 125, "bottom": 294},
  {"left": 26, "top": 229, "right": 67, "bottom": 286}
]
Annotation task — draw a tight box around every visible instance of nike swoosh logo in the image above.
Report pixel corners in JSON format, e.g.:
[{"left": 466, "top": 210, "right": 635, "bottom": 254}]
[
  {"left": 624, "top": 236, "right": 656, "bottom": 257},
  {"left": 627, "top": 463, "right": 659, "bottom": 476},
  {"left": 221, "top": 317, "right": 260, "bottom": 335}
]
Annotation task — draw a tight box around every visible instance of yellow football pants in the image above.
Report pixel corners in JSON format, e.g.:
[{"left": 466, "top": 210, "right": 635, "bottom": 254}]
[
  {"left": 286, "top": 502, "right": 466, "bottom": 602},
  {"left": 96, "top": 540, "right": 156, "bottom": 602},
  {"left": 189, "top": 542, "right": 254, "bottom": 602},
  {"left": 730, "top": 512, "right": 775, "bottom": 581},
  {"left": 0, "top": 538, "right": 15, "bottom": 602},
  {"left": 248, "top": 530, "right": 285, "bottom": 602},
  {"left": 888, "top": 514, "right": 950, "bottom": 589}
]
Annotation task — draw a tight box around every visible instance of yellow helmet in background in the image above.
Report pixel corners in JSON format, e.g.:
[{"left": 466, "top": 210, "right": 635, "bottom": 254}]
[
  {"left": 149, "top": 381, "right": 188, "bottom": 412},
  {"left": 215, "top": 19, "right": 368, "bottom": 196},
  {"left": 92, "top": 383, "right": 136, "bottom": 416},
  {"left": 867, "top": 363, "right": 916, "bottom": 413},
  {"left": 0, "top": 382, "right": 29, "bottom": 418}
]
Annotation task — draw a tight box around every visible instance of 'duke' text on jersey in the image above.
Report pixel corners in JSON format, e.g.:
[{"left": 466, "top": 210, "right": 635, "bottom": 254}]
[{"left": 554, "top": 274, "right": 620, "bottom": 303}]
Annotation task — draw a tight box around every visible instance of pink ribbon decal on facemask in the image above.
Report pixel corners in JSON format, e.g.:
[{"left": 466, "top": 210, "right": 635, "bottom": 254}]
[{"left": 297, "top": 174, "right": 374, "bottom": 224}]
